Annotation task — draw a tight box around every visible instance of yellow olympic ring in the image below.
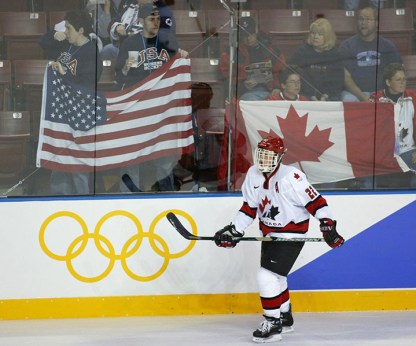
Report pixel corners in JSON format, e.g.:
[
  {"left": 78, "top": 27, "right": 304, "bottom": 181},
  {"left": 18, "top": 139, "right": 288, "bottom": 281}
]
[
  {"left": 150, "top": 209, "right": 197, "bottom": 259},
  {"left": 39, "top": 211, "right": 89, "bottom": 261},
  {"left": 121, "top": 233, "right": 170, "bottom": 282},
  {"left": 39, "top": 209, "right": 197, "bottom": 283},
  {"left": 93, "top": 210, "right": 144, "bottom": 260},
  {"left": 66, "top": 233, "right": 116, "bottom": 283}
]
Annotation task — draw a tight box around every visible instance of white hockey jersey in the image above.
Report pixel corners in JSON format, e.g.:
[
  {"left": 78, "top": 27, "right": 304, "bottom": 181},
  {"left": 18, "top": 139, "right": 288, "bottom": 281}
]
[
  {"left": 110, "top": 4, "right": 141, "bottom": 42},
  {"left": 233, "top": 163, "right": 333, "bottom": 239}
]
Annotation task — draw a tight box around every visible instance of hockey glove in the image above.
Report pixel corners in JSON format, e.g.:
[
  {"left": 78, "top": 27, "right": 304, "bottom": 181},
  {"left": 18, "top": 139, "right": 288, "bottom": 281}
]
[
  {"left": 320, "top": 219, "right": 344, "bottom": 249},
  {"left": 214, "top": 224, "right": 244, "bottom": 248}
]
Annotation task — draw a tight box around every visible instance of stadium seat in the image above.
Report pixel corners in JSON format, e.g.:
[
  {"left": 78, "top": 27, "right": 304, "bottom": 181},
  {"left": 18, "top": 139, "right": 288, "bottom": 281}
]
[
  {"left": 0, "top": 12, "right": 47, "bottom": 60},
  {"left": 41, "top": 0, "right": 84, "bottom": 11},
  {"left": 13, "top": 59, "right": 49, "bottom": 111},
  {"left": 193, "top": 107, "right": 225, "bottom": 183},
  {"left": 191, "top": 58, "right": 225, "bottom": 108},
  {"left": 0, "top": 111, "right": 31, "bottom": 189},
  {"left": 47, "top": 11, "right": 66, "bottom": 31},
  {"left": 302, "top": 0, "right": 338, "bottom": 10},
  {"left": 206, "top": 10, "right": 258, "bottom": 59},
  {"left": 98, "top": 60, "right": 117, "bottom": 91},
  {"left": 310, "top": 9, "right": 357, "bottom": 44},
  {"left": 169, "top": 0, "right": 233, "bottom": 10},
  {"left": 258, "top": 9, "right": 310, "bottom": 59},
  {"left": 173, "top": 10, "right": 207, "bottom": 58},
  {"left": 0, "top": 0, "right": 28, "bottom": 11},
  {"left": 197, "top": 107, "right": 225, "bottom": 134},
  {"left": 175, "top": 106, "right": 225, "bottom": 188},
  {"left": 0, "top": 60, "right": 12, "bottom": 110},
  {"left": 402, "top": 55, "right": 416, "bottom": 90},
  {"left": 378, "top": 8, "right": 414, "bottom": 56},
  {"left": 246, "top": 0, "right": 288, "bottom": 9}
]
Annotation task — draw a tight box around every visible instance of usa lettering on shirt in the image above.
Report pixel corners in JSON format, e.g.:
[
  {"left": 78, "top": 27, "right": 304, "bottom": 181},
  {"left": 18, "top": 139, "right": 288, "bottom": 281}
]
[{"left": 137, "top": 47, "right": 170, "bottom": 69}]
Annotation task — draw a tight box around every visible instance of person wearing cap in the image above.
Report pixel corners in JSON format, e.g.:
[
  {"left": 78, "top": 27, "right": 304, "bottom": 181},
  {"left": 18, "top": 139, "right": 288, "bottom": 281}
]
[
  {"left": 100, "top": 0, "right": 175, "bottom": 60},
  {"left": 115, "top": 2, "right": 186, "bottom": 88},
  {"left": 115, "top": 2, "right": 188, "bottom": 192},
  {"left": 219, "top": 16, "right": 286, "bottom": 101}
]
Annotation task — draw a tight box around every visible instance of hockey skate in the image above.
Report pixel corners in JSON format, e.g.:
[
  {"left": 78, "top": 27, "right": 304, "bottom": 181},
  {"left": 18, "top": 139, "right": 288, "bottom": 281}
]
[
  {"left": 281, "top": 305, "right": 294, "bottom": 334},
  {"left": 252, "top": 315, "right": 282, "bottom": 343}
]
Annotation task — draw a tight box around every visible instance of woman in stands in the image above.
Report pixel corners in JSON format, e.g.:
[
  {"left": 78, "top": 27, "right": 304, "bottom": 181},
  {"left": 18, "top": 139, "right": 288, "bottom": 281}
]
[{"left": 289, "top": 18, "right": 344, "bottom": 101}]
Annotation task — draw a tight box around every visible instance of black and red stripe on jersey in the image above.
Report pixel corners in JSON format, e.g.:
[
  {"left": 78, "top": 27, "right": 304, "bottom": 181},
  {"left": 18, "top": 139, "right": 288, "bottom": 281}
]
[
  {"left": 239, "top": 201, "right": 257, "bottom": 219},
  {"left": 305, "top": 195, "right": 329, "bottom": 216}
]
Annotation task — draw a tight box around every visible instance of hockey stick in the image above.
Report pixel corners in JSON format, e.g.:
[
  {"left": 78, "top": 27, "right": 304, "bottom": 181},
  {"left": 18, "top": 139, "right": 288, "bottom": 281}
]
[
  {"left": 122, "top": 174, "right": 142, "bottom": 192},
  {"left": 166, "top": 212, "right": 324, "bottom": 242}
]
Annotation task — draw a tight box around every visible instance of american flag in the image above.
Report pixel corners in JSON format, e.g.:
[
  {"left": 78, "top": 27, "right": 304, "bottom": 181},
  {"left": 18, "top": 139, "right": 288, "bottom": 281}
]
[{"left": 36, "top": 55, "right": 193, "bottom": 172}]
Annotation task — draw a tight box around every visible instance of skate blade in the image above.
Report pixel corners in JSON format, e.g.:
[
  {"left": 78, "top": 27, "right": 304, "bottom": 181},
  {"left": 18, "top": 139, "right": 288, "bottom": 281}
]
[
  {"left": 252, "top": 333, "right": 282, "bottom": 343},
  {"left": 282, "top": 326, "right": 294, "bottom": 334}
]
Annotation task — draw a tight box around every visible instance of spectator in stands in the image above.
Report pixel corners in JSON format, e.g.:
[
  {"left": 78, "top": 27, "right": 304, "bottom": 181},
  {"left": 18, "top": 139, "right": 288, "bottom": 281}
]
[
  {"left": 115, "top": 3, "right": 188, "bottom": 192},
  {"left": 101, "top": 0, "right": 175, "bottom": 60},
  {"left": 369, "top": 63, "right": 416, "bottom": 188},
  {"left": 39, "top": 10, "right": 103, "bottom": 195},
  {"left": 267, "top": 65, "right": 308, "bottom": 101},
  {"left": 289, "top": 18, "right": 344, "bottom": 101},
  {"left": 340, "top": 6, "right": 402, "bottom": 102},
  {"left": 343, "top": 0, "right": 384, "bottom": 11},
  {"left": 219, "top": 16, "right": 286, "bottom": 101},
  {"left": 86, "top": 0, "right": 124, "bottom": 46}
]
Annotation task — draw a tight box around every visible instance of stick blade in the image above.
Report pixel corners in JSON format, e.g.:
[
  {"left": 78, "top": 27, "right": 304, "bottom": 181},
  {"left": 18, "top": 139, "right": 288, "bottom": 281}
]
[
  {"left": 121, "top": 174, "right": 141, "bottom": 192},
  {"left": 166, "top": 212, "right": 194, "bottom": 240}
]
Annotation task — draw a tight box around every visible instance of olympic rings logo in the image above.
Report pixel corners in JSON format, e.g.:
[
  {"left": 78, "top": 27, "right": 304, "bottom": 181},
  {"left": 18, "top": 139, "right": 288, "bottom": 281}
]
[{"left": 39, "top": 209, "right": 197, "bottom": 283}]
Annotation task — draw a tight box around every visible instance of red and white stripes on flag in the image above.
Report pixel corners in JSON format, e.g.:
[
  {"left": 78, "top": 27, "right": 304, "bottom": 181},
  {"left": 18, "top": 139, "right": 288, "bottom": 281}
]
[
  {"left": 36, "top": 54, "right": 193, "bottom": 172},
  {"left": 219, "top": 100, "right": 406, "bottom": 188}
]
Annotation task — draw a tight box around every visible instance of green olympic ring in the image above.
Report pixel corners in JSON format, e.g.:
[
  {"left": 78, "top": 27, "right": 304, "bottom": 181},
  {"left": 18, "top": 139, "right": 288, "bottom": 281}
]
[{"left": 39, "top": 209, "right": 197, "bottom": 282}]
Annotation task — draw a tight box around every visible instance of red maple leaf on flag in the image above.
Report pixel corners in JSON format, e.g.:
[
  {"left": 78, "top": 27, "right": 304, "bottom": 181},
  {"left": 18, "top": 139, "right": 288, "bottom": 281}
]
[{"left": 258, "top": 105, "right": 334, "bottom": 170}]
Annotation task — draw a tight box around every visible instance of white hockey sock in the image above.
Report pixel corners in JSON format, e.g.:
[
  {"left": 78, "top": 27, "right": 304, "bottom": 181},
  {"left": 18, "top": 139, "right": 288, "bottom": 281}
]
[{"left": 257, "top": 267, "right": 286, "bottom": 318}]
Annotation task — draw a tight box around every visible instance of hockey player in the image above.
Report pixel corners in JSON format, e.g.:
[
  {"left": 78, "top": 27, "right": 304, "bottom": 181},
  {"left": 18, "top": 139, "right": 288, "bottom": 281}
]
[{"left": 214, "top": 136, "right": 344, "bottom": 343}]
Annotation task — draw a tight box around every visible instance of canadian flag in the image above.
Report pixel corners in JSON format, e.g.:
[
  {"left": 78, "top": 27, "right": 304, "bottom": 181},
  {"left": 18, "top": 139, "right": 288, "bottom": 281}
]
[{"left": 218, "top": 101, "right": 407, "bottom": 189}]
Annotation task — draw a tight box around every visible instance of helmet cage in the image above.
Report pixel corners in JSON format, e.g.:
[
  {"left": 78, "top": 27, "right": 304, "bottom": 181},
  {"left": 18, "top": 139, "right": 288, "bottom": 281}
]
[{"left": 255, "top": 148, "right": 281, "bottom": 173}]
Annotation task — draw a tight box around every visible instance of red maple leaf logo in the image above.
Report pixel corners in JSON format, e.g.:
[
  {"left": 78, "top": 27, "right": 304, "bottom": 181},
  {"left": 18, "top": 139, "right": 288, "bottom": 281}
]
[
  {"left": 258, "top": 105, "right": 334, "bottom": 171},
  {"left": 259, "top": 196, "right": 271, "bottom": 214}
]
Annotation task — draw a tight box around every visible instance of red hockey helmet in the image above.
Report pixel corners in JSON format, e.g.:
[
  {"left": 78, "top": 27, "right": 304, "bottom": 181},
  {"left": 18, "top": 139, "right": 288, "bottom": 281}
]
[{"left": 255, "top": 136, "right": 286, "bottom": 173}]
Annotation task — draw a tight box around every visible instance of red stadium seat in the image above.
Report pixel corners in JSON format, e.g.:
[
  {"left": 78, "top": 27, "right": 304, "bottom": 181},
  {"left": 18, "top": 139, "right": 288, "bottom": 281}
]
[
  {"left": 310, "top": 9, "right": 357, "bottom": 44},
  {"left": 258, "top": 9, "right": 310, "bottom": 58},
  {"left": 0, "top": 111, "right": 31, "bottom": 188},
  {"left": 206, "top": 10, "right": 258, "bottom": 58},
  {"left": 402, "top": 55, "right": 416, "bottom": 90},
  {"left": 379, "top": 8, "right": 414, "bottom": 56},
  {"left": 47, "top": 11, "right": 66, "bottom": 31},
  {"left": 191, "top": 58, "right": 225, "bottom": 108},
  {"left": 13, "top": 59, "right": 49, "bottom": 111},
  {"left": 0, "top": 12, "right": 47, "bottom": 60},
  {"left": 41, "top": 0, "right": 84, "bottom": 11},
  {"left": 0, "top": 60, "right": 12, "bottom": 110},
  {"left": 0, "top": 0, "right": 28, "bottom": 12},
  {"left": 173, "top": 10, "right": 207, "bottom": 58}
]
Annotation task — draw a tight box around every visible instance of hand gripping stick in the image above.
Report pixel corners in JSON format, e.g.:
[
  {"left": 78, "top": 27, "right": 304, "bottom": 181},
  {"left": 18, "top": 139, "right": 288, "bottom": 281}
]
[{"left": 166, "top": 212, "right": 324, "bottom": 242}]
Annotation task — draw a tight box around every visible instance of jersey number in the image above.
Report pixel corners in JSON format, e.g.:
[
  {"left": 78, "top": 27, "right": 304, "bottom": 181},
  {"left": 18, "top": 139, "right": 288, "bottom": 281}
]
[{"left": 305, "top": 185, "right": 318, "bottom": 199}]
